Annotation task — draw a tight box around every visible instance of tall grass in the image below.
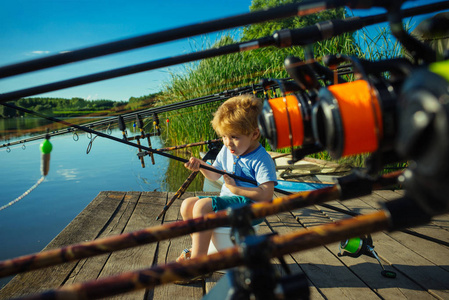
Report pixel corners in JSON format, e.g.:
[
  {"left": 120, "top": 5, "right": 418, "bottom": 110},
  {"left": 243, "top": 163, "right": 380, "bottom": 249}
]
[{"left": 158, "top": 30, "right": 357, "bottom": 144}]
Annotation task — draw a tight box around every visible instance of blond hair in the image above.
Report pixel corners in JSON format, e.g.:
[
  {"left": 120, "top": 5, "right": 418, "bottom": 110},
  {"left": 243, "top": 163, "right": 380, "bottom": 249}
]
[{"left": 211, "top": 94, "right": 262, "bottom": 136}]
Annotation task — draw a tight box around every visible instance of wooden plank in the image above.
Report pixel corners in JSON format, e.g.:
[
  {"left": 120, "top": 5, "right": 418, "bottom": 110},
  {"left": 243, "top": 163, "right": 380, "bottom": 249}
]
[
  {"left": 0, "top": 191, "right": 126, "bottom": 298},
  {"left": 97, "top": 192, "right": 166, "bottom": 300},
  {"left": 64, "top": 191, "right": 141, "bottom": 285},
  {"left": 263, "top": 214, "right": 325, "bottom": 300},
  {"left": 352, "top": 194, "right": 449, "bottom": 266},
  {"left": 320, "top": 197, "right": 449, "bottom": 299},
  {"left": 316, "top": 202, "right": 434, "bottom": 299},
  {"left": 370, "top": 190, "right": 449, "bottom": 232},
  {"left": 3, "top": 189, "right": 448, "bottom": 300},
  {"left": 150, "top": 192, "right": 204, "bottom": 300},
  {"left": 430, "top": 214, "right": 449, "bottom": 232},
  {"left": 386, "top": 230, "right": 449, "bottom": 272},
  {"left": 365, "top": 190, "right": 449, "bottom": 234},
  {"left": 272, "top": 210, "right": 382, "bottom": 300},
  {"left": 372, "top": 190, "right": 402, "bottom": 202},
  {"left": 371, "top": 232, "right": 449, "bottom": 299}
]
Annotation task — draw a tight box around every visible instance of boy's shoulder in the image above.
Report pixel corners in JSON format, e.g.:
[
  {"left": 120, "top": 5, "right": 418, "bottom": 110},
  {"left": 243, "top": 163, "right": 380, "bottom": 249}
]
[{"left": 245, "top": 145, "right": 273, "bottom": 161}]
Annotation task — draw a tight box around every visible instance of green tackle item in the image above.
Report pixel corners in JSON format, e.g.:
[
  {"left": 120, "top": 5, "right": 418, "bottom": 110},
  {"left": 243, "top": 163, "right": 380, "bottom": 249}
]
[
  {"left": 40, "top": 136, "right": 52, "bottom": 176},
  {"left": 340, "top": 237, "right": 362, "bottom": 254},
  {"left": 339, "top": 235, "right": 397, "bottom": 279}
]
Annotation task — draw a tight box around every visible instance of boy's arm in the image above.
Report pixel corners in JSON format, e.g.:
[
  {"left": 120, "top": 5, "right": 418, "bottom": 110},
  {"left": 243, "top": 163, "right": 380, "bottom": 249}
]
[
  {"left": 184, "top": 157, "right": 222, "bottom": 181},
  {"left": 223, "top": 175, "right": 275, "bottom": 202}
]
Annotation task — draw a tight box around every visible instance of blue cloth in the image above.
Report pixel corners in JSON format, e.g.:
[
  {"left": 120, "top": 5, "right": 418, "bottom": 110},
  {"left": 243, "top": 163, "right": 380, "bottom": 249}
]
[{"left": 212, "top": 144, "right": 277, "bottom": 197}]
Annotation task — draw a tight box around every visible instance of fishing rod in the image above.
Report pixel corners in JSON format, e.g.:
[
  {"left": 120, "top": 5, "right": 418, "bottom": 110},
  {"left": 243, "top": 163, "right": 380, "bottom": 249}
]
[
  {"left": 155, "top": 141, "right": 222, "bottom": 220},
  {"left": 10, "top": 194, "right": 434, "bottom": 300},
  {"left": 154, "top": 138, "right": 222, "bottom": 153},
  {"left": 1, "top": 1, "right": 447, "bottom": 105},
  {"left": 0, "top": 0, "right": 402, "bottom": 80},
  {"left": 0, "top": 84, "right": 262, "bottom": 149},
  {"left": 0, "top": 170, "right": 400, "bottom": 278},
  {"left": 0, "top": 101, "right": 295, "bottom": 195}
]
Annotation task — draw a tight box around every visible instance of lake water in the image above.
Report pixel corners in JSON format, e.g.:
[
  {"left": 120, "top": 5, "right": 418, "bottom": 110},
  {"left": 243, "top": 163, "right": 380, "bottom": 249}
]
[{"left": 0, "top": 118, "right": 201, "bottom": 287}]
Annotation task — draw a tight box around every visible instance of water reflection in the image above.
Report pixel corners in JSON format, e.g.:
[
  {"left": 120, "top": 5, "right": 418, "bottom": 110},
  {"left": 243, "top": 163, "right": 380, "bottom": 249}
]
[
  {"left": 0, "top": 117, "right": 54, "bottom": 141},
  {"left": 163, "top": 150, "right": 205, "bottom": 192}
]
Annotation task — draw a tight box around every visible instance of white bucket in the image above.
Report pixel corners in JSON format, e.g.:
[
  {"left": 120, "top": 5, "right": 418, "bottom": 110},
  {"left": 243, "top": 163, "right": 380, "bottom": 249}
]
[{"left": 207, "top": 225, "right": 260, "bottom": 255}]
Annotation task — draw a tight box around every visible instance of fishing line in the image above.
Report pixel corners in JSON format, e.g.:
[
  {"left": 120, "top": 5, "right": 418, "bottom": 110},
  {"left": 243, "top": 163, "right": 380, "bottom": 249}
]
[
  {"left": 0, "top": 134, "right": 52, "bottom": 211},
  {"left": 0, "top": 79, "right": 298, "bottom": 150},
  {"left": 0, "top": 176, "right": 45, "bottom": 211}
]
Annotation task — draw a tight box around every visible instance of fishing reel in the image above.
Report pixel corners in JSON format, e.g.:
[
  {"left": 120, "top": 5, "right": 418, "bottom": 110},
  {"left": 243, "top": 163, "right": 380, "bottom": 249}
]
[
  {"left": 338, "top": 235, "right": 397, "bottom": 279},
  {"left": 258, "top": 53, "right": 411, "bottom": 172},
  {"left": 311, "top": 55, "right": 411, "bottom": 167},
  {"left": 258, "top": 56, "right": 324, "bottom": 163},
  {"left": 396, "top": 59, "right": 449, "bottom": 216}
]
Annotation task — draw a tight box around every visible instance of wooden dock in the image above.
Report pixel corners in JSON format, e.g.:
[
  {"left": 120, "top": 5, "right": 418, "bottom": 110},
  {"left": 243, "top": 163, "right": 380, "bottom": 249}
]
[{"left": 1, "top": 189, "right": 449, "bottom": 299}]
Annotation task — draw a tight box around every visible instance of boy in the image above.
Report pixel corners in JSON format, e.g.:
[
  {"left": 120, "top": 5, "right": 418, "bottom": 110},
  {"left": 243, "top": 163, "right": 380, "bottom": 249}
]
[{"left": 177, "top": 94, "right": 277, "bottom": 262}]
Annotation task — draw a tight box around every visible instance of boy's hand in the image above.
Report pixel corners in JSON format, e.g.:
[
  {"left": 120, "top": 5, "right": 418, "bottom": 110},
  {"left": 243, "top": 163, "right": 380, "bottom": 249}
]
[
  {"left": 223, "top": 174, "right": 236, "bottom": 189},
  {"left": 184, "top": 157, "right": 202, "bottom": 171}
]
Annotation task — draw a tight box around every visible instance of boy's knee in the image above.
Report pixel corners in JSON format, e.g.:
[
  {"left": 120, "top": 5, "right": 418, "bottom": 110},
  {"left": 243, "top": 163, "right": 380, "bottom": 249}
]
[
  {"left": 192, "top": 197, "right": 213, "bottom": 217},
  {"left": 180, "top": 197, "right": 199, "bottom": 217}
]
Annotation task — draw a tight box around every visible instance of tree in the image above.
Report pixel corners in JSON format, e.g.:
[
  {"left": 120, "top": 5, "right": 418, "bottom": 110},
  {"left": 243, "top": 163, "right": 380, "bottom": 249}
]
[{"left": 0, "top": 103, "right": 17, "bottom": 118}]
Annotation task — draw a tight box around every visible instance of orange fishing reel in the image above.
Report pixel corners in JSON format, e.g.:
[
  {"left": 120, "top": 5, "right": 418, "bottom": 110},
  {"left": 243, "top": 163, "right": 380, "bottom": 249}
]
[
  {"left": 258, "top": 57, "right": 325, "bottom": 163},
  {"left": 313, "top": 79, "right": 384, "bottom": 158},
  {"left": 259, "top": 92, "right": 312, "bottom": 150},
  {"left": 259, "top": 54, "right": 409, "bottom": 167},
  {"left": 312, "top": 55, "right": 408, "bottom": 161}
]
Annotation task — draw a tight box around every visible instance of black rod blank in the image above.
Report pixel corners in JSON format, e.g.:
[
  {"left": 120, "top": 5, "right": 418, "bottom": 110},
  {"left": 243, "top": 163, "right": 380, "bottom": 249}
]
[
  {"left": 0, "top": 0, "right": 398, "bottom": 79},
  {"left": 1, "top": 1, "right": 447, "bottom": 104},
  {"left": 0, "top": 84, "right": 266, "bottom": 149},
  {"left": 0, "top": 1, "right": 319, "bottom": 79}
]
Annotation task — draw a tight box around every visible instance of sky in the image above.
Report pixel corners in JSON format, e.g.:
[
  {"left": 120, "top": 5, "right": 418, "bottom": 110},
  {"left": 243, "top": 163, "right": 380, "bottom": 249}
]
[{"left": 0, "top": 0, "right": 447, "bottom": 102}]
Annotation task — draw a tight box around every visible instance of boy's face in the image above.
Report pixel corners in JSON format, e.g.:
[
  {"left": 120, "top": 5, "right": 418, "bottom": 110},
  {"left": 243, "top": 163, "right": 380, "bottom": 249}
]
[{"left": 222, "top": 129, "right": 259, "bottom": 157}]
